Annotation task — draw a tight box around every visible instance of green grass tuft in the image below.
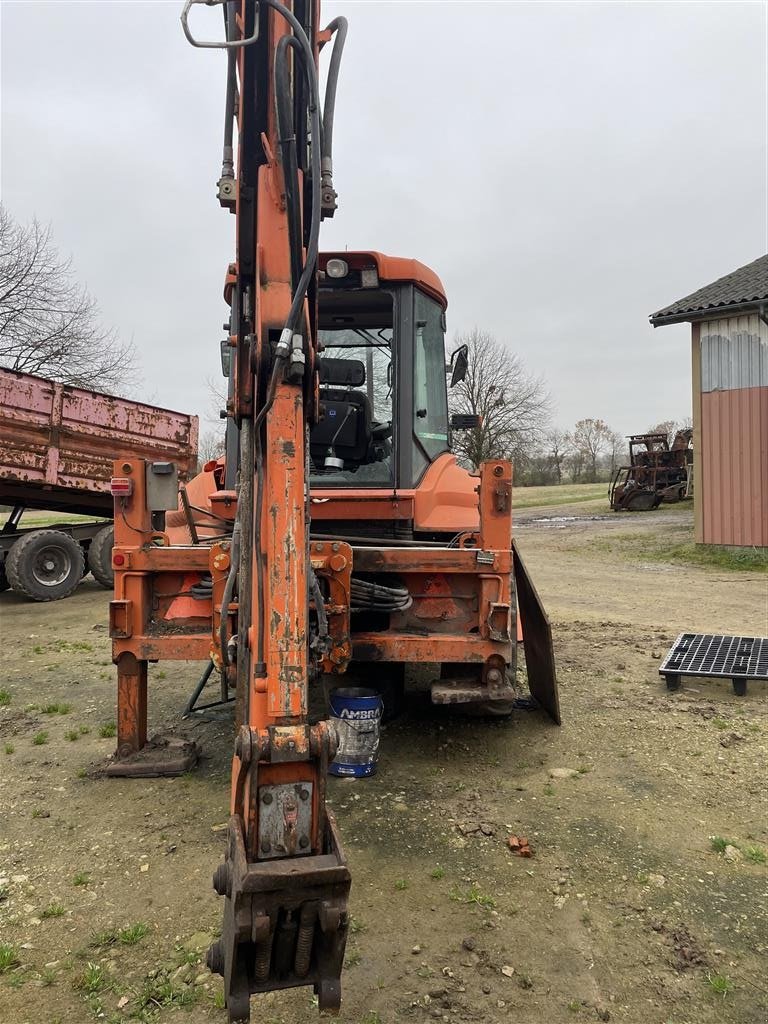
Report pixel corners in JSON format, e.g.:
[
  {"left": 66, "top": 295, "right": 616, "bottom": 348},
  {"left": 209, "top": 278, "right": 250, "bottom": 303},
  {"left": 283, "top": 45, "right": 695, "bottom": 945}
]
[
  {"left": 89, "top": 928, "right": 118, "bottom": 949},
  {"left": 73, "top": 872, "right": 90, "bottom": 886},
  {"left": 744, "top": 845, "right": 767, "bottom": 865},
  {"left": 710, "top": 835, "right": 735, "bottom": 854},
  {"left": 0, "top": 942, "right": 20, "bottom": 973},
  {"left": 32, "top": 730, "right": 49, "bottom": 746},
  {"left": 98, "top": 722, "right": 117, "bottom": 738},
  {"left": 393, "top": 878, "right": 408, "bottom": 891},
  {"left": 430, "top": 866, "right": 445, "bottom": 880},
  {"left": 118, "top": 922, "right": 149, "bottom": 945},
  {"left": 73, "top": 962, "right": 105, "bottom": 994},
  {"left": 0, "top": 689, "right": 11, "bottom": 706},
  {"left": 136, "top": 971, "right": 197, "bottom": 1010},
  {"left": 41, "top": 703, "right": 72, "bottom": 715},
  {"left": 450, "top": 883, "right": 496, "bottom": 909},
  {"left": 41, "top": 902, "right": 66, "bottom": 919},
  {"left": 706, "top": 972, "right": 734, "bottom": 997},
  {"left": 4, "top": 743, "right": 14, "bottom": 755}
]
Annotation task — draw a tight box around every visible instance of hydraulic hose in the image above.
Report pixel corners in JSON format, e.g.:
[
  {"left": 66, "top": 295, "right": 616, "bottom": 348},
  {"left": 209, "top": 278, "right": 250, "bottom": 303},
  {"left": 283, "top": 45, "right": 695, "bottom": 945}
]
[
  {"left": 261, "top": 0, "right": 322, "bottom": 339},
  {"left": 220, "top": 519, "right": 241, "bottom": 667},
  {"left": 309, "top": 568, "right": 329, "bottom": 642},
  {"left": 275, "top": 34, "right": 304, "bottom": 292},
  {"left": 320, "top": 17, "right": 348, "bottom": 174},
  {"left": 220, "top": 3, "right": 238, "bottom": 178}
]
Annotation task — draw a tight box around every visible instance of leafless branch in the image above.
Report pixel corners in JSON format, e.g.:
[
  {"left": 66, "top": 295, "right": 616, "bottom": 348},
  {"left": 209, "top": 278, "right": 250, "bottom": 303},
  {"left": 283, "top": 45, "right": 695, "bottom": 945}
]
[
  {"left": 0, "top": 204, "right": 138, "bottom": 394},
  {"left": 448, "top": 328, "right": 551, "bottom": 471}
]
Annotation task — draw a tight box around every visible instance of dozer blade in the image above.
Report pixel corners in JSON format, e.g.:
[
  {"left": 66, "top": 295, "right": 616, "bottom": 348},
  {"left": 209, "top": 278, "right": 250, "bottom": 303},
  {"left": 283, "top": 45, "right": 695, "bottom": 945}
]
[
  {"left": 512, "top": 539, "right": 560, "bottom": 725},
  {"left": 208, "top": 811, "right": 351, "bottom": 1023}
]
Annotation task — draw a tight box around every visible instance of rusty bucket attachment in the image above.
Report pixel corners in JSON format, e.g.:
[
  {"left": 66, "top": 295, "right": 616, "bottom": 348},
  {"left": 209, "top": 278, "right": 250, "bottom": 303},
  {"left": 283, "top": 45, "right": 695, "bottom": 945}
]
[
  {"left": 513, "top": 540, "right": 560, "bottom": 725},
  {"left": 208, "top": 811, "right": 351, "bottom": 1022}
]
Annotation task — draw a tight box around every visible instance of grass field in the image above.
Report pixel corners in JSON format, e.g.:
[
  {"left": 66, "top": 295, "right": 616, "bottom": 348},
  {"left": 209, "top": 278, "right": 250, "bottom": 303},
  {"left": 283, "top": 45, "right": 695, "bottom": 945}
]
[
  {"left": 0, "top": 511, "right": 105, "bottom": 528},
  {"left": 512, "top": 482, "right": 607, "bottom": 509},
  {"left": 582, "top": 525, "right": 768, "bottom": 573}
]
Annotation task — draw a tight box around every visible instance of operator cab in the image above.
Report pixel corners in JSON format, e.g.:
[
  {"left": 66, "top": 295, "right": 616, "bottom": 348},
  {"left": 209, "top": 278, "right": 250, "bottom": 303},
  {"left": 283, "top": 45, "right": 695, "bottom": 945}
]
[{"left": 312, "top": 252, "right": 451, "bottom": 489}]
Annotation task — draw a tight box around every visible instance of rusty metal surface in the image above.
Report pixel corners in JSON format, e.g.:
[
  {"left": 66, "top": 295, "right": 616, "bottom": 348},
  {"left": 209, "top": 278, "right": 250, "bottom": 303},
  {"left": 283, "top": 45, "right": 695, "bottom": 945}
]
[
  {"left": 609, "top": 431, "right": 693, "bottom": 512},
  {"left": 207, "top": 811, "right": 350, "bottom": 1020},
  {"left": 0, "top": 368, "right": 198, "bottom": 511},
  {"left": 257, "top": 783, "right": 313, "bottom": 859},
  {"left": 513, "top": 540, "right": 560, "bottom": 725},
  {"left": 700, "top": 385, "right": 768, "bottom": 547},
  {"left": 105, "top": 734, "right": 200, "bottom": 777}
]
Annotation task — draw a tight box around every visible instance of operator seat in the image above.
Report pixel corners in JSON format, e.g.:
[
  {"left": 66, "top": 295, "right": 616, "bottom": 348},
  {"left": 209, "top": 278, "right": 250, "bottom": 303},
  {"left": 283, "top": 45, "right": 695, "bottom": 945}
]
[{"left": 311, "top": 356, "right": 374, "bottom": 468}]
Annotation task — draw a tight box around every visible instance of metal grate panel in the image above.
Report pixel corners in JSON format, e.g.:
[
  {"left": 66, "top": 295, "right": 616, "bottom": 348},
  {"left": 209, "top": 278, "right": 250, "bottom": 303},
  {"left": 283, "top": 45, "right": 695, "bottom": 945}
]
[{"left": 660, "top": 633, "right": 768, "bottom": 680}]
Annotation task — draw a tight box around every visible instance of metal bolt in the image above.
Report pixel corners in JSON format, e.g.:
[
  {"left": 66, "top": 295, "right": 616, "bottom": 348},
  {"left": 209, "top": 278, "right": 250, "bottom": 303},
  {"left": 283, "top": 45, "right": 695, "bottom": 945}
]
[
  {"left": 262, "top": 792, "right": 273, "bottom": 805},
  {"left": 261, "top": 839, "right": 271, "bottom": 854},
  {"left": 299, "top": 789, "right": 310, "bottom": 801},
  {"left": 332, "top": 542, "right": 339, "bottom": 552},
  {"left": 493, "top": 465, "right": 503, "bottom": 476},
  {"left": 299, "top": 836, "right": 310, "bottom": 849}
]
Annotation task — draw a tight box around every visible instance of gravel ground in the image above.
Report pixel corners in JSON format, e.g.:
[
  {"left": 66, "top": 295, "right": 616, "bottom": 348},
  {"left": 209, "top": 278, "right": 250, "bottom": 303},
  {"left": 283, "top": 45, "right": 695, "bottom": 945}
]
[{"left": 0, "top": 503, "right": 766, "bottom": 1024}]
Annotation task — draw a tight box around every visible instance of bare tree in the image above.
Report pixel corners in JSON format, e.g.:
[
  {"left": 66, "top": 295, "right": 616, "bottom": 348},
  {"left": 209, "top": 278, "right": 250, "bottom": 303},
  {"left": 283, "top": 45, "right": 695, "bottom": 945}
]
[
  {"left": 647, "top": 417, "right": 693, "bottom": 446},
  {"left": 449, "top": 329, "right": 551, "bottom": 471},
  {"left": 607, "top": 429, "right": 625, "bottom": 476},
  {"left": 198, "top": 428, "right": 226, "bottom": 466},
  {"left": 544, "top": 428, "right": 571, "bottom": 485},
  {"left": 0, "top": 205, "right": 137, "bottom": 393},
  {"left": 569, "top": 418, "right": 615, "bottom": 482}
]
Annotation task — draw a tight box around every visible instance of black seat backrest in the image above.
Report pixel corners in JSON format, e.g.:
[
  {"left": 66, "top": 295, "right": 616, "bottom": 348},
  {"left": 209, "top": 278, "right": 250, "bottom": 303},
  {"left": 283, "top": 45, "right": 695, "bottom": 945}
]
[
  {"left": 310, "top": 388, "right": 371, "bottom": 464},
  {"left": 319, "top": 357, "right": 365, "bottom": 387}
]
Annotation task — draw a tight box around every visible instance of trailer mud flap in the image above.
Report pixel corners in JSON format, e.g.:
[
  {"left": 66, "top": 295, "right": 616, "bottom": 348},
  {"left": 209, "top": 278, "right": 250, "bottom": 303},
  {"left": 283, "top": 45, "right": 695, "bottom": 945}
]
[{"left": 512, "top": 540, "right": 560, "bottom": 725}]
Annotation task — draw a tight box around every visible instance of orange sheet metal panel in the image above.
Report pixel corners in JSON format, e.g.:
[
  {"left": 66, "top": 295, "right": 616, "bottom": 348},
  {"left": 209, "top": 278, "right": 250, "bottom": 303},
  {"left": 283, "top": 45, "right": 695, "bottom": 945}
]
[{"left": 700, "top": 386, "right": 768, "bottom": 547}]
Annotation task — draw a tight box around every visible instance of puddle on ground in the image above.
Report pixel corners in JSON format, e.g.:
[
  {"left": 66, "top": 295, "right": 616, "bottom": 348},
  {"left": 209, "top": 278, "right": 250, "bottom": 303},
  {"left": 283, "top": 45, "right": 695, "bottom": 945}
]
[{"left": 519, "top": 514, "right": 614, "bottom": 528}]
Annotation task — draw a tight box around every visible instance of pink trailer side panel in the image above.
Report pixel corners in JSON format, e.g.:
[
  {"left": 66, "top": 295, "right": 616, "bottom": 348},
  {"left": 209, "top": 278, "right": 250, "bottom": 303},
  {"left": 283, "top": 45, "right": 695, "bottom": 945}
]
[
  {"left": 0, "top": 369, "right": 199, "bottom": 499},
  {"left": 700, "top": 386, "right": 768, "bottom": 547}
]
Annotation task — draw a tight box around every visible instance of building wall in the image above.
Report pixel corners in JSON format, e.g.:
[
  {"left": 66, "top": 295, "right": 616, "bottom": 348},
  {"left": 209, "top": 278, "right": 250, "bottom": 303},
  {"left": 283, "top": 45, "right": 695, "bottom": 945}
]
[{"left": 694, "top": 313, "right": 768, "bottom": 547}]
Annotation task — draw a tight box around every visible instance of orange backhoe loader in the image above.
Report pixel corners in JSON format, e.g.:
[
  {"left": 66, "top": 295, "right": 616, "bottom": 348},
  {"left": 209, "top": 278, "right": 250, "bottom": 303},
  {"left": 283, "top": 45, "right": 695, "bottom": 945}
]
[{"left": 107, "top": 3, "right": 558, "bottom": 1020}]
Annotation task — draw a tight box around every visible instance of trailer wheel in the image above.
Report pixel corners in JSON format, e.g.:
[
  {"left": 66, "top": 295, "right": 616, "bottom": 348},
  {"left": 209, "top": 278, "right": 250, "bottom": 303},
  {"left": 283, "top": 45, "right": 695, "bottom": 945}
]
[
  {"left": 6, "top": 530, "right": 85, "bottom": 602},
  {"left": 87, "top": 525, "right": 114, "bottom": 589}
]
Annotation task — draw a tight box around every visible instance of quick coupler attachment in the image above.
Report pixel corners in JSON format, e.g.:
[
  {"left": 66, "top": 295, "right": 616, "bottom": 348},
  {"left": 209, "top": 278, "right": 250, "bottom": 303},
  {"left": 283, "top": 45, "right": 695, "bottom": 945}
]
[{"left": 207, "top": 813, "right": 351, "bottom": 1022}]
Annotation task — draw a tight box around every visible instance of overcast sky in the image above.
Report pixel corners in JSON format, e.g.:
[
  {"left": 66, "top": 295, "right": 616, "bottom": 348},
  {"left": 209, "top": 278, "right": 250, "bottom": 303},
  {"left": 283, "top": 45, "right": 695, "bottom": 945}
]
[{"left": 2, "top": 2, "right": 766, "bottom": 441}]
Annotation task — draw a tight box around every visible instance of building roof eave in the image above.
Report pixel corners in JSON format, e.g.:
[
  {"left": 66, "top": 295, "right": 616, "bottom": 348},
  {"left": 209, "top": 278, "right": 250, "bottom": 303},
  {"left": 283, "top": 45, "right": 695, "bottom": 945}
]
[{"left": 650, "top": 298, "right": 768, "bottom": 328}]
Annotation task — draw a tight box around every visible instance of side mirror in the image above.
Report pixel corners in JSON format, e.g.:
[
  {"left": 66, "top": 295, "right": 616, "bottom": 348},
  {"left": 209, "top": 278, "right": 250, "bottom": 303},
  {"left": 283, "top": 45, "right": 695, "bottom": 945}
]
[
  {"left": 220, "top": 339, "right": 231, "bottom": 378},
  {"left": 448, "top": 344, "right": 468, "bottom": 386},
  {"left": 450, "top": 413, "right": 481, "bottom": 430}
]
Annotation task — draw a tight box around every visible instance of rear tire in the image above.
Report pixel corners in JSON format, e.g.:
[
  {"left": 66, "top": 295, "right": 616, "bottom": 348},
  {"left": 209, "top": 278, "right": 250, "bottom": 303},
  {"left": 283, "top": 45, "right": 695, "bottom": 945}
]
[
  {"left": 87, "top": 524, "right": 115, "bottom": 589},
  {"left": 6, "top": 530, "right": 85, "bottom": 602}
]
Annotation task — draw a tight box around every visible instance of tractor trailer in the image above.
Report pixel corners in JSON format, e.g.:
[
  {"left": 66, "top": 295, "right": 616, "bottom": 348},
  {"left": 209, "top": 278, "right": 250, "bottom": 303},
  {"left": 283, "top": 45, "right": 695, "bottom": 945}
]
[{"left": 0, "top": 367, "right": 198, "bottom": 600}]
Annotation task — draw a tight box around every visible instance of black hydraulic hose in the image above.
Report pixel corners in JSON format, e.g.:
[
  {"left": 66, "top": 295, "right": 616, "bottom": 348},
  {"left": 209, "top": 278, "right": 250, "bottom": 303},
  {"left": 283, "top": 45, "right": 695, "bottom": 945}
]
[
  {"left": 220, "top": 519, "right": 241, "bottom": 667},
  {"left": 320, "top": 17, "right": 348, "bottom": 168},
  {"left": 309, "top": 568, "right": 328, "bottom": 641},
  {"left": 261, "top": 0, "right": 322, "bottom": 338},
  {"left": 221, "top": 2, "right": 238, "bottom": 178},
  {"left": 275, "top": 33, "right": 304, "bottom": 292}
]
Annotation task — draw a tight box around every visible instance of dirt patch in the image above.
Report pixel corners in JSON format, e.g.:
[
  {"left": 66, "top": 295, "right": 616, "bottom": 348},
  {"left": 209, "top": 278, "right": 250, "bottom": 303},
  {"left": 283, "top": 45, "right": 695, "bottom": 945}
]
[{"left": 0, "top": 508, "right": 766, "bottom": 1024}]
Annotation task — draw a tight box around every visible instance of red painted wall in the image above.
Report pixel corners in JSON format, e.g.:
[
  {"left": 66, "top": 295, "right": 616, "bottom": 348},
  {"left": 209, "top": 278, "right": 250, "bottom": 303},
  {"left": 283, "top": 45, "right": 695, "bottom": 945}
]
[{"left": 700, "top": 386, "right": 768, "bottom": 547}]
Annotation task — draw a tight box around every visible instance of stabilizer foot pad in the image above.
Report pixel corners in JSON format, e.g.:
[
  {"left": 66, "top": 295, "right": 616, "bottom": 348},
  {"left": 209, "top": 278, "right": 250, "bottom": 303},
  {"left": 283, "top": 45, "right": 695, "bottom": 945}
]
[{"left": 104, "top": 733, "right": 200, "bottom": 778}]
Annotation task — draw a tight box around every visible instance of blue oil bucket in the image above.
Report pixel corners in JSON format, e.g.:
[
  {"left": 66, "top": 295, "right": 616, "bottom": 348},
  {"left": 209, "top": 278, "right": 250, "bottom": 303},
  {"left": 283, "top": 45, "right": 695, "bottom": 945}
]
[{"left": 329, "top": 687, "right": 383, "bottom": 778}]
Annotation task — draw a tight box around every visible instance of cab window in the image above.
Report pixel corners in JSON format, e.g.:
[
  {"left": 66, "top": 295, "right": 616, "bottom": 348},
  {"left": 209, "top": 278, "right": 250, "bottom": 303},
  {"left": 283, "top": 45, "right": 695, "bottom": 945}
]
[{"left": 412, "top": 289, "right": 449, "bottom": 471}]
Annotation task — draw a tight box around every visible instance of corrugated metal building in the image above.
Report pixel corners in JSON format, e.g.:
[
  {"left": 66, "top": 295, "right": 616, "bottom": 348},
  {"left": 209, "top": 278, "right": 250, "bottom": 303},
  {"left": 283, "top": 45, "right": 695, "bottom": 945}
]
[{"left": 651, "top": 255, "right": 768, "bottom": 548}]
